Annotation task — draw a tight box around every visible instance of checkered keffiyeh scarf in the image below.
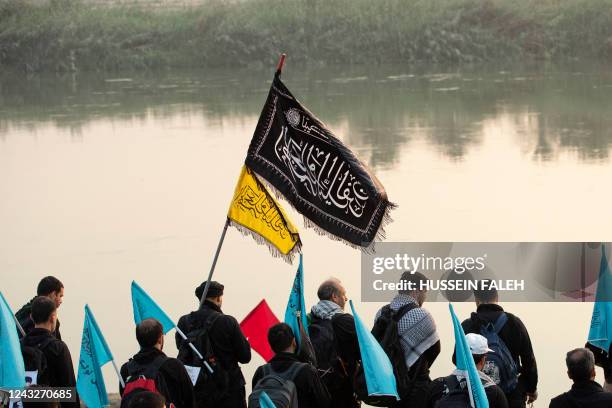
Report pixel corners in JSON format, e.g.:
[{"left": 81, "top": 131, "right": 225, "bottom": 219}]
[
  {"left": 376, "top": 294, "right": 440, "bottom": 369},
  {"left": 311, "top": 300, "right": 343, "bottom": 320}
]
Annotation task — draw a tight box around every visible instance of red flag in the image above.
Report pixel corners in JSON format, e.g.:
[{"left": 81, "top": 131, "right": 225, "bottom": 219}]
[{"left": 240, "top": 299, "right": 279, "bottom": 362}]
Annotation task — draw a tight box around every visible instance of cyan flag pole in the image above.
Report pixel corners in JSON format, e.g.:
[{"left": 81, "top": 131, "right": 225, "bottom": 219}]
[
  {"left": 199, "top": 218, "right": 230, "bottom": 307},
  {"left": 175, "top": 326, "right": 214, "bottom": 374},
  {"left": 111, "top": 360, "right": 125, "bottom": 388},
  {"left": 13, "top": 313, "right": 25, "bottom": 337}
]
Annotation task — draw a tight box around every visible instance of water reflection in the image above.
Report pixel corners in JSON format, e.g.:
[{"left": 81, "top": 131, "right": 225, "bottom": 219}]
[{"left": 1, "top": 63, "right": 612, "bottom": 166}]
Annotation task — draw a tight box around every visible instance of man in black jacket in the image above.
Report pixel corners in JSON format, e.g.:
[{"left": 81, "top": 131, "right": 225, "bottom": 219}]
[
  {"left": 252, "top": 323, "right": 331, "bottom": 408},
  {"left": 308, "top": 278, "right": 359, "bottom": 408},
  {"left": 120, "top": 318, "right": 195, "bottom": 408},
  {"left": 16, "top": 276, "right": 64, "bottom": 339},
  {"left": 21, "top": 296, "right": 79, "bottom": 408},
  {"left": 176, "top": 281, "right": 251, "bottom": 408},
  {"left": 549, "top": 348, "right": 612, "bottom": 408},
  {"left": 428, "top": 333, "right": 508, "bottom": 408},
  {"left": 461, "top": 284, "right": 538, "bottom": 408},
  {"left": 373, "top": 271, "right": 441, "bottom": 408}
]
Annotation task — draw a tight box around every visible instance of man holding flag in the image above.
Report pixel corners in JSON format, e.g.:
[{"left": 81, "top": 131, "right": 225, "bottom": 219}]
[
  {"left": 176, "top": 281, "right": 251, "bottom": 408},
  {"left": 428, "top": 333, "right": 508, "bottom": 408}
]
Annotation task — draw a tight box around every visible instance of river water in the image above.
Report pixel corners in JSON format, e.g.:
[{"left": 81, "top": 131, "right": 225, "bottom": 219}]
[{"left": 1, "top": 63, "right": 612, "bottom": 405}]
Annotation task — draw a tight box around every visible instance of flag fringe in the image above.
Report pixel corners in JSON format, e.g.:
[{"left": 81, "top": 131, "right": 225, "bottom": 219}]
[
  {"left": 256, "top": 175, "right": 396, "bottom": 254},
  {"left": 228, "top": 219, "right": 301, "bottom": 264}
]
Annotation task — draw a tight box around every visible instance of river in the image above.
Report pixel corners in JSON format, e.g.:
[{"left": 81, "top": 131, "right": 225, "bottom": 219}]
[{"left": 2, "top": 62, "right": 611, "bottom": 405}]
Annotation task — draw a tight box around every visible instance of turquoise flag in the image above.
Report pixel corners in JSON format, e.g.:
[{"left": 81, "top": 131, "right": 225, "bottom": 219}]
[
  {"left": 284, "top": 254, "right": 309, "bottom": 345},
  {"left": 0, "top": 292, "right": 26, "bottom": 389},
  {"left": 76, "top": 305, "right": 114, "bottom": 408},
  {"left": 588, "top": 244, "right": 612, "bottom": 354},
  {"left": 131, "top": 281, "right": 175, "bottom": 334},
  {"left": 350, "top": 300, "right": 399, "bottom": 401},
  {"left": 450, "top": 303, "right": 489, "bottom": 408},
  {"left": 259, "top": 391, "right": 277, "bottom": 408}
]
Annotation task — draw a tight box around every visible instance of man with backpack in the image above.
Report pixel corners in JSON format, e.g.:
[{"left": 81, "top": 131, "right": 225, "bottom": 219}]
[
  {"left": 120, "top": 318, "right": 194, "bottom": 408},
  {"left": 175, "top": 281, "right": 251, "bottom": 408},
  {"left": 427, "top": 333, "right": 508, "bottom": 408},
  {"left": 549, "top": 348, "right": 612, "bottom": 408},
  {"left": 308, "top": 278, "right": 359, "bottom": 408},
  {"left": 250, "top": 323, "right": 331, "bottom": 408},
  {"left": 459, "top": 284, "right": 538, "bottom": 408},
  {"left": 16, "top": 276, "right": 64, "bottom": 340},
  {"left": 20, "top": 296, "right": 79, "bottom": 408},
  {"left": 372, "top": 271, "right": 441, "bottom": 408}
]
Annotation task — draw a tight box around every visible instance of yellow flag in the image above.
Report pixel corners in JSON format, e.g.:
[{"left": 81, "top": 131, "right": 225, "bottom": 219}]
[{"left": 228, "top": 166, "right": 301, "bottom": 262}]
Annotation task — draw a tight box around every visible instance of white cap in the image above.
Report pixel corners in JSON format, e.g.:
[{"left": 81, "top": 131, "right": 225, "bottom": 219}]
[{"left": 466, "top": 333, "right": 494, "bottom": 355}]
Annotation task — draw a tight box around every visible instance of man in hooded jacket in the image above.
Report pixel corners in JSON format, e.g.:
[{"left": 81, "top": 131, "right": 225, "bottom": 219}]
[{"left": 176, "top": 281, "right": 251, "bottom": 408}]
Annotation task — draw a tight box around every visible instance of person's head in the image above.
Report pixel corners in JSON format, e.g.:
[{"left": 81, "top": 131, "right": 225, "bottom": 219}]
[
  {"left": 317, "top": 278, "right": 348, "bottom": 310},
  {"left": 136, "top": 318, "right": 164, "bottom": 351},
  {"left": 128, "top": 391, "right": 166, "bottom": 408},
  {"left": 565, "top": 348, "right": 596, "bottom": 382},
  {"left": 473, "top": 280, "right": 498, "bottom": 306},
  {"left": 30, "top": 296, "right": 58, "bottom": 332},
  {"left": 465, "top": 333, "right": 493, "bottom": 371},
  {"left": 37, "top": 276, "right": 64, "bottom": 308},
  {"left": 268, "top": 323, "right": 297, "bottom": 354},
  {"left": 399, "top": 271, "right": 428, "bottom": 306},
  {"left": 195, "top": 281, "right": 224, "bottom": 308}
]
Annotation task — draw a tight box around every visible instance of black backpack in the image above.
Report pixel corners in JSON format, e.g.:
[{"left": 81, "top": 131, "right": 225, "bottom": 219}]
[
  {"left": 248, "top": 363, "right": 306, "bottom": 408},
  {"left": 20, "top": 337, "right": 54, "bottom": 387},
  {"left": 121, "top": 355, "right": 170, "bottom": 408},
  {"left": 176, "top": 311, "right": 228, "bottom": 403},
  {"left": 364, "top": 303, "right": 418, "bottom": 404},
  {"left": 479, "top": 313, "right": 518, "bottom": 393},
  {"left": 434, "top": 376, "right": 471, "bottom": 408},
  {"left": 309, "top": 317, "right": 336, "bottom": 371}
]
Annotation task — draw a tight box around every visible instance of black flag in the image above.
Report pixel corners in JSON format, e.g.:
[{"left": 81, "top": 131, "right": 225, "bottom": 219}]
[{"left": 245, "top": 71, "right": 395, "bottom": 249}]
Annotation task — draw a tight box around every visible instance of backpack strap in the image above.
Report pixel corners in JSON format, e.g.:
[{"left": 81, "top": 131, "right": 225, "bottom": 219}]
[
  {"left": 281, "top": 362, "right": 307, "bottom": 381},
  {"left": 443, "top": 375, "right": 462, "bottom": 392},
  {"left": 492, "top": 313, "right": 508, "bottom": 334},
  {"left": 393, "top": 302, "right": 419, "bottom": 322},
  {"left": 127, "top": 354, "right": 168, "bottom": 379}
]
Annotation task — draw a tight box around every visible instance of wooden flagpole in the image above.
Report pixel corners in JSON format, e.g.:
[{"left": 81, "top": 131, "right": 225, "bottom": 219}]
[
  {"left": 198, "top": 218, "right": 231, "bottom": 306},
  {"left": 198, "top": 52, "right": 287, "bottom": 306}
]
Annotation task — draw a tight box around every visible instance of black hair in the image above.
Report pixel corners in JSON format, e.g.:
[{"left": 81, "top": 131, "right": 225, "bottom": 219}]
[
  {"left": 135, "top": 318, "right": 163, "bottom": 348},
  {"left": 128, "top": 391, "right": 166, "bottom": 408},
  {"left": 473, "top": 280, "right": 498, "bottom": 303},
  {"left": 472, "top": 353, "right": 486, "bottom": 365},
  {"left": 566, "top": 348, "right": 595, "bottom": 382},
  {"left": 37, "top": 276, "right": 64, "bottom": 296},
  {"left": 268, "top": 323, "right": 295, "bottom": 354},
  {"left": 317, "top": 279, "right": 340, "bottom": 301},
  {"left": 31, "top": 296, "right": 57, "bottom": 324},
  {"left": 399, "top": 271, "right": 428, "bottom": 295}
]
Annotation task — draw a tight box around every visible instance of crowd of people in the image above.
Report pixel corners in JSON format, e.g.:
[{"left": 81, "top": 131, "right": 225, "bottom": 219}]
[{"left": 9, "top": 273, "right": 612, "bottom": 408}]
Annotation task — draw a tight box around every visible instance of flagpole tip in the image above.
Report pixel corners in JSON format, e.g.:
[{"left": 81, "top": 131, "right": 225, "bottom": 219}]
[{"left": 276, "top": 54, "right": 287, "bottom": 75}]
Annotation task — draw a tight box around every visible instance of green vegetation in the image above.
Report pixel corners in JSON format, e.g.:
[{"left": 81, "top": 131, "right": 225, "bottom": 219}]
[{"left": 1, "top": 0, "right": 612, "bottom": 72}]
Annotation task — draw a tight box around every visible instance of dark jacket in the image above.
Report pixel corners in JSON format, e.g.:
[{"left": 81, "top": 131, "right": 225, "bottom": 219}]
[
  {"left": 120, "top": 347, "right": 194, "bottom": 408},
  {"left": 21, "top": 328, "right": 78, "bottom": 408},
  {"left": 549, "top": 380, "right": 612, "bottom": 408},
  {"left": 309, "top": 312, "right": 359, "bottom": 408},
  {"left": 176, "top": 301, "right": 251, "bottom": 387},
  {"left": 428, "top": 374, "right": 509, "bottom": 408},
  {"left": 16, "top": 298, "right": 61, "bottom": 340},
  {"left": 252, "top": 352, "right": 331, "bottom": 408},
  {"left": 460, "top": 304, "right": 538, "bottom": 395}
]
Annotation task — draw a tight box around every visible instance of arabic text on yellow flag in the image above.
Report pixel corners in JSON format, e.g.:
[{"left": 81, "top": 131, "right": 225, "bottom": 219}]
[{"left": 228, "top": 166, "right": 301, "bottom": 262}]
